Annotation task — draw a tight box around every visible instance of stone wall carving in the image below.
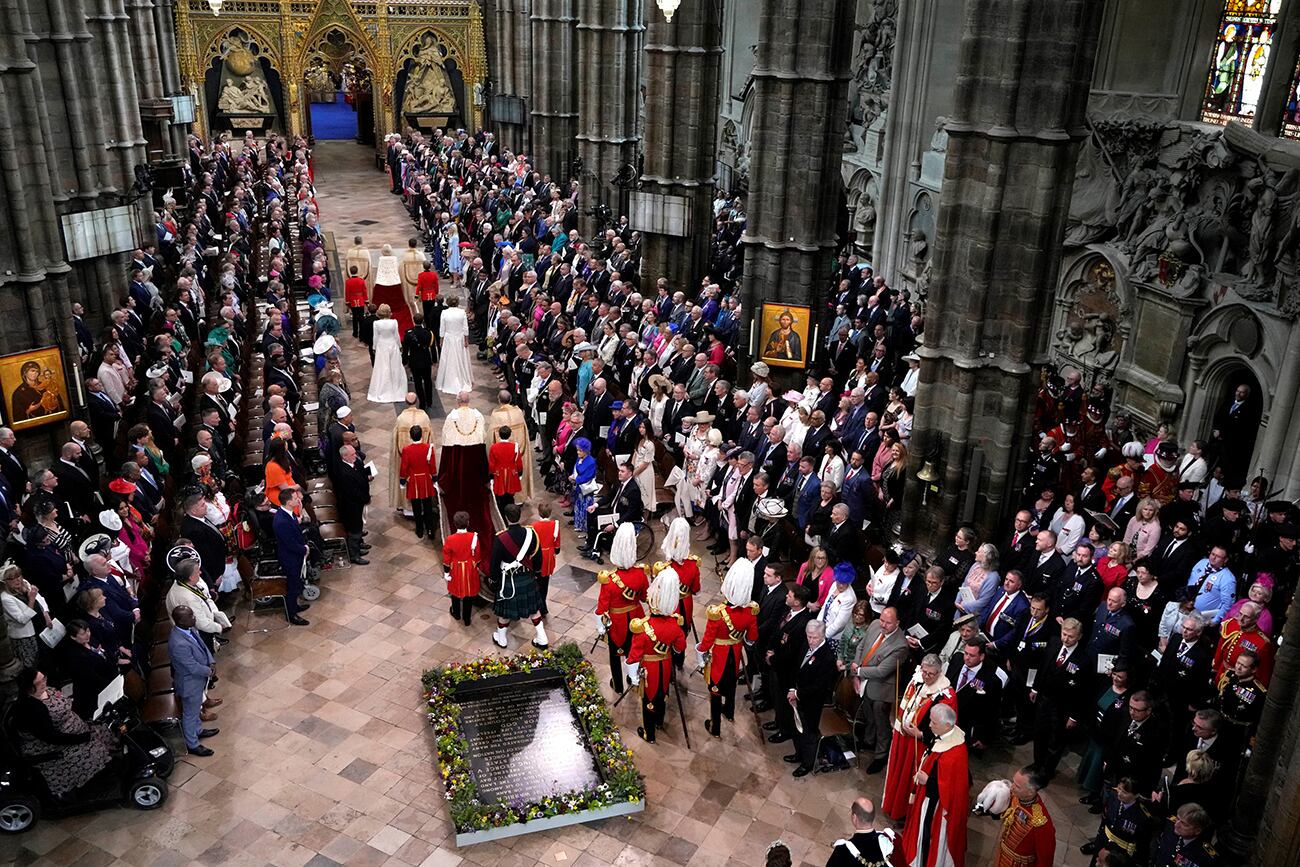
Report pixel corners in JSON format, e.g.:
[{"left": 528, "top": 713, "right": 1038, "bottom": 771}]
[
  {"left": 1064, "top": 119, "right": 1300, "bottom": 316},
  {"left": 847, "top": 0, "right": 897, "bottom": 136},
  {"left": 1053, "top": 257, "right": 1127, "bottom": 378},
  {"left": 845, "top": 168, "right": 878, "bottom": 256}
]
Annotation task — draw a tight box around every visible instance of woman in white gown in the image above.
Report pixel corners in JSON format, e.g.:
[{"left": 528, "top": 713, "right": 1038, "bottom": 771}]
[
  {"left": 367, "top": 304, "right": 409, "bottom": 403},
  {"left": 436, "top": 295, "right": 474, "bottom": 395}
]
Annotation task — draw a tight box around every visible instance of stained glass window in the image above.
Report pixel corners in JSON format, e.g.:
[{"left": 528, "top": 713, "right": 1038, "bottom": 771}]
[
  {"left": 1281, "top": 54, "right": 1300, "bottom": 140},
  {"left": 1200, "top": 0, "right": 1283, "bottom": 127}
]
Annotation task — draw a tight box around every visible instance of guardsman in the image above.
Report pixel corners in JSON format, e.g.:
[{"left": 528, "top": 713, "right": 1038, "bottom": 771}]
[
  {"left": 1211, "top": 602, "right": 1274, "bottom": 688},
  {"left": 488, "top": 425, "right": 524, "bottom": 515},
  {"left": 627, "top": 568, "right": 688, "bottom": 743},
  {"left": 398, "top": 424, "right": 438, "bottom": 540},
  {"left": 697, "top": 559, "right": 758, "bottom": 737},
  {"left": 992, "top": 766, "right": 1056, "bottom": 867},
  {"left": 659, "top": 517, "right": 701, "bottom": 666},
  {"left": 1080, "top": 777, "right": 1154, "bottom": 863},
  {"left": 1152, "top": 805, "right": 1218, "bottom": 867},
  {"left": 595, "top": 523, "right": 649, "bottom": 693},
  {"left": 1216, "top": 650, "right": 1266, "bottom": 745}
]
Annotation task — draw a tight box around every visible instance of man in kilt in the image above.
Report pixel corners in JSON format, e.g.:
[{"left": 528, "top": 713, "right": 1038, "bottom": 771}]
[{"left": 490, "top": 503, "right": 548, "bottom": 649}]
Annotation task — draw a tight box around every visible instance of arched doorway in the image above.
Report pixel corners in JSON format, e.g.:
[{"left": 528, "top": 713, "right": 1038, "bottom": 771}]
[
  {"left": 301, "top": 28, "right": 376, "bottom": 145},
  {"left": 1205, "top": 365, "right": 1264, "bottom": 485}
]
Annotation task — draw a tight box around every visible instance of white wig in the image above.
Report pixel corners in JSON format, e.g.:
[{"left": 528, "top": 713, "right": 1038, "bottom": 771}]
[
  {"left": 721, "top": 558, "right": 754, "bottom": 607},
  {"left": 660, "top": 517, "right": 691, "bottom": 562},
  {"left": 647, "top": 567, "right": 680, "bottom": 616},
  {"left": 610, "top": 522, "right": 639, "bottom": 569}
]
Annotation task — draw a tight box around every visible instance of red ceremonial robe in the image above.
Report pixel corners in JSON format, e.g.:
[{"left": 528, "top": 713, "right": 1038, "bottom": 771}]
[
  {"left": 882, "top": 676, "right": 958, "bottom": 821},
  {"left": 627, "top": 614, "right": 688, "bottom": 701},
  {"left": 442, "top": 530, "right": 481, "bottom": 599},
  {"left": 531, "top": 519, "right": 560, "bottom": 577},
  {"left": 400, "top": 441, "right": 438, "bottom": 500},
  {"left": 488, "top": 441, "right": 524, "bottom": 495},
  {"left": 902, "top": 727, "right": 969, "bottom": 867}
]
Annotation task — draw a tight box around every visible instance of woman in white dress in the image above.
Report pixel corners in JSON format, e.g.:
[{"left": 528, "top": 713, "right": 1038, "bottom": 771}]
[
  {"left": 632, "top": 419, "right": 657, "bottom": 514},
  {"left": 436, "top": 295, "right": 475, "bottom": 395},
  {"left": 367, "top": 304, "right": 408, "bottom": 403}
]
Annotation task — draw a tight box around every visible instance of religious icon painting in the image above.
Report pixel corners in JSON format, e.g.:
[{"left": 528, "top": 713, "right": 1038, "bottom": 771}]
[
  {"left": 0, "top": 346, "right": 70, "bottom": 431},
  {"left": 757, "top": 302, "right": 812, "bottom": 369}
]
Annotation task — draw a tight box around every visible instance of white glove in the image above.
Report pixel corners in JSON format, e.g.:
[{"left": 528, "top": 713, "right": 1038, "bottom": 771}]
[
  {"left": 1060, "top": 442, "right": 1072, "bottom": 453},
  {"left": 1038, "top": 432, "right": 1046, "bottom": 440},
  {"left": 1095, "top": 448, "right": 1107, "bottom": 460},
  {"left": 1064, "top": 452, "right": 1076, "bottom": 462},
  {"left": 594, "top": 613, "right": 607, "bottom": 636},
  {"left": 695, "top": 647, "right": 708, "bottom": 671},
  {"left": 1245, "top": 542, "right": 1255, "bottom": 554},
  {"left": 625, "top": 662, "right": 641, "bottom": 686}
]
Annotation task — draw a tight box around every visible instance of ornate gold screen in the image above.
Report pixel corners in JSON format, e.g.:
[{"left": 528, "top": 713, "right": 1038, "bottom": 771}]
[{"left": 176, "top": 0, "right": 487, "bottom": 140}]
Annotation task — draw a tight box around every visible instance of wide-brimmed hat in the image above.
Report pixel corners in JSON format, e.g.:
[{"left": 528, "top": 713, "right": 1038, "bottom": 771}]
[
  {"left": 648, "top": 374, "right": 670, "bottom": 391},
  {"left": 574, "top": 341, "right": 596, "bottom": 353},
  {"left": 77, "top": 534, "right": 113, "bottom": 563},
  {"left": 782, "top": 389, "right": 803, "bottom": 402},
  {"left": 694, "top": 411, "right": 715, "bottom": 424},
  {"left": 313, "top": 334, "right": 337, "bottom": 354}
]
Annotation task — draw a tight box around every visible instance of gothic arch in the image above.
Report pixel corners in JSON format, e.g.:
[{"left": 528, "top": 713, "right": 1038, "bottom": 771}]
[
  {"left": 394, "top": 28, "right": 465, "bottom": 71},
  {"left": 1185, "top": 303, "right": 1274, "bottom": 447},
  {"left": 295, "top": 20, "right": 379, "bottom": 81},
  {"left": 202, "top": 24, "right": 282, "bottom": 71}
]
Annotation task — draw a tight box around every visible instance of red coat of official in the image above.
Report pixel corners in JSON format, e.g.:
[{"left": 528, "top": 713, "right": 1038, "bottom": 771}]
[
  {"left": 400, "top": 441, "right": 438, "bottom": 500},
  {"left": 345, "top": 276, "right": 368, "bottom": 307},
  {"left": 672, "top": 556, "right": 701, "bottom": 627},
  {"left": 627, "top": 614, "right": 687, "bottom": 702},
  {"left": 442, "top": 530, "right": 481, "bottom": 599},
  {"left": 698, "top": 602, "right": 758, "bottom": 685},
  {"left": 417, "top": 270, "right": 439, "bottom": 301},
  {"left": 902, "top": 734, "right": 970, "bottom": 867},
  {"left": 532, "top": 519, "right": 560, "bottom": 577},
  {"left": 488, "top": 441, "right": 523, "bottom": 496},
  {"left": 596, "top": 566, "right": 649, "bottom": 650}
]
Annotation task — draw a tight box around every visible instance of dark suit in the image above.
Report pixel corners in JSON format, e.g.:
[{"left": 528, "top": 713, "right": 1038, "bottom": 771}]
[
  {"left": 1152, "top": 535, "right": 1200, "bottom": 589},
  {"left": 273, "top": 507, "right": 308, "bottom": 619},
  {"left": 984, "top": 590, "right": 1031, "bottom": 656},
  {"left": 754, "top": 583, "right": 788, "bottom": 693},
  {"left": 1051, "top": 563, "right": 1102, "bottom": 626},
  {"left": 840, "top": 466, "right": 875, "bottom": 526},
  {"left": 168, "top": 626, "right": 215, "bottom": 748},
  {"left": 945, "top": 658, "right": 1004, "bottom": 746},
  {"left": 770, "top": 607, "right": 814, "bottom": 737},
  {"left": 1104, "top": 715, "right": 1169, "bottom": 792},
  {"left": 790, "top": 641, "right": 838, "bottom": 770},
  {"left": 52, "top": 459, "right": 98, "bottom": 522},
  {"left": 332, "top": 458, "right": 372, "bottom": 559},
  {"left": 1155, "top": 637, "right": 1215, "bottom": 743},
  {"left": 910, "top": 585, "right": 957, "bottom": 656},
  {"left": 1001, "top": 530, "right": 1037, "bottom": 580},
  {"left": 146, "top": 401, "right": 179, "bottom": 459},
  {"left": 587, "top": 478, "right": 644, "bottom": 555},
  {"left": 1026, "top": 550, "right": 1067, "bottom": 596},
  {"left": 824, "top": 519, "right": 863, "bottom": 568},
  {"left": 1032, "top": 640, "right": 1090, "bottom": 774},
  {"left": 401, "top": 325, "right": 436, "bottom": 408},
  {"left": 87, "top": 392, "right": 122, "bottom": 456},
  {"left": 1077, "top": 482, "right": 1106, "bottom": 515},
  {"left": 1107, "top": 493, "right": 1138, "bottom": 528},
  {"left": 801, "top": 425, "right": 830, "bottom": 459},
  {"left": 181, "top": 514, "right": 228, "bottom": 588}
]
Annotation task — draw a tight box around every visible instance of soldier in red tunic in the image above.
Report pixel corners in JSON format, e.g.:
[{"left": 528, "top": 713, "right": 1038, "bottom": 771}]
[
  {"left": 1141, "top": 441, "right": 1180, "bottom": 505},
  {"left": 345, "top": 265, "right": 368, "bottom": 336},
  {"left": 529, "top": 501, "right": 561, "bottom": 617},
  {"left": 697, "top": 559, "right": 758, "bottom": 737},
  {"left": 595, "top": 523, "right": 649, "bottom": 694},
  {"left": 488, "top": 426, "right": 524, "bottom": 515},
  {"left": 660, "top": 517, "right": 701, "bottom": 668},
  {"left": 441, "top": 511, "right": 481, "bottom": 626},
  {"left": 399, "top": 424, "right": 438, "bottom": 539},
  {"left": 1044, "top": 418, "right": 1086, "bottom": 494},
  {"left": 1102, "top": 441, "right": 1146, "bottom": 503},
  {"left": 627, "top": 567, "right": 688, "bottom": 743},
  {"left": 992, "top": 767, "right": 1056, "bottom": 867}
]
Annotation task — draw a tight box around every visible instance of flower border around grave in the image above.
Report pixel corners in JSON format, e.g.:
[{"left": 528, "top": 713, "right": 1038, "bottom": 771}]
[{"left": 421, "top": 641, "right": 645, "bottom": 835}]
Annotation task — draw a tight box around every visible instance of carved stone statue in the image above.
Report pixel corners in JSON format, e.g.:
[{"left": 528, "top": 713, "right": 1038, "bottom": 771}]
[
  {"left": 851, "top": 0, "right": 897, "bottom": 130},
  {"left": 218, "top": 76, "right": 272, "bottom": 114},
  {"left": 405, "top": 52, "right": 455, "bottom": 114}
]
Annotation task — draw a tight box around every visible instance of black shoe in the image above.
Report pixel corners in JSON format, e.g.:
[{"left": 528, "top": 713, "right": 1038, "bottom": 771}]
[
  {"left": 288, "top": 616, "right": 310, "bottom": 626},
  {"left": 296, "top": 603, "right": 312, "bottom": 612},
  {"left": 762, "top": 721, "right": 779, "bottom": 731},
  {"left": 792, "top": 765, "right": 812, "bottom": 778},
  {"left": 1079, "top": 794, "right": 1100, "bottom": 805},
  {"left": 708, "top": 544, "right": 728, "bottom": 554},
  {"left": 1089, "top": 803, "right": 1103, "bottom": 814},
  {"left": 609, "top": 679, "right": 623, "bottom": 693},
  {"left": 197, "top": 728, "right": 219, "bottom": 739},
  {"left": 742, "top": 692, "right": 754, "bottom": 701},
  {"left": 350, "top": 557, "right": 371, "bottom": 565},
  {"left": 752, "top": 702, "right": 773, "bottom": 713},
  {"left": 767, "top": 733, "right": 791, "bottom": 744},
  {"left": 1080, "top": 841, "right": 1099, "bottom": 856},
  {"left": 704, "top": 720, "right": 719, "bottom": 738},
  {"left": 188, "top": 745, "right": 214, "bottom": 756},
  {"left": 783, "top": 754, "right": 800, "bottom": 764},
  {"left": 866, "top": 758, "right": 887, "bottom": 775},
  {"left": 636, "top": 727, "right": 654, "bottom": 744},
  {"left": 360, "top": 544, "right": 373, "bottom": 552}
]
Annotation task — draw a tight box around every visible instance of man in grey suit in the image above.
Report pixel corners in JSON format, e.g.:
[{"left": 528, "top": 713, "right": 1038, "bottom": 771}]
[
  {"left": 850, "top": 606, "right": 910, "bottom": 774},
  {"left": 168, "top": 605, "right": 219, "bottom": 756}
]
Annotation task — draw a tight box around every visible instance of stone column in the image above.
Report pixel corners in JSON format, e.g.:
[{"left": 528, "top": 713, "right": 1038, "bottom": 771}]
[
  {"left": 486, "top": 0, "right": 532, "bottom": 151},
  {"left": 85, "top": 0, "right": 147, "bottom": 191},
  {"left": 899, "top": 0, "right": 1104, "bottom": 547},
  {"left": 738, "top": 0, "right": 855, "bottom": 356},
  {"left": 637, "top": 0, "right": 722, "bottom": 291},
  {"left": 576, "top": 0, "right": 644, "bottom": 235},
  {"left": 530, "top": 0, "right": 578, "bottom": 180}
]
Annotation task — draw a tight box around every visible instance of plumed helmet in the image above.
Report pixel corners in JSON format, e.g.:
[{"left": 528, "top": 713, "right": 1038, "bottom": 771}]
[
  {"left": 1121, "top": 442, "right": 1145, "bottom": 461},
  {"left": 721, "top": 558, "right": 755, "bottom": 607},
  {"left": 610, "top": 522, "right": 639, "bottom": 569},
  {"left": 647, "top": 567, "right": 680, "bottom": 616},
  {"left": 660, "top": 517, "right": 691, "bottom": 562}
]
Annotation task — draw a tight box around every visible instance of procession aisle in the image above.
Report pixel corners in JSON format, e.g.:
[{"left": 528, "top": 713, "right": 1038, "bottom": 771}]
[{"left": 0, "top": 141, "right": 1100, "bottom": 866}]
